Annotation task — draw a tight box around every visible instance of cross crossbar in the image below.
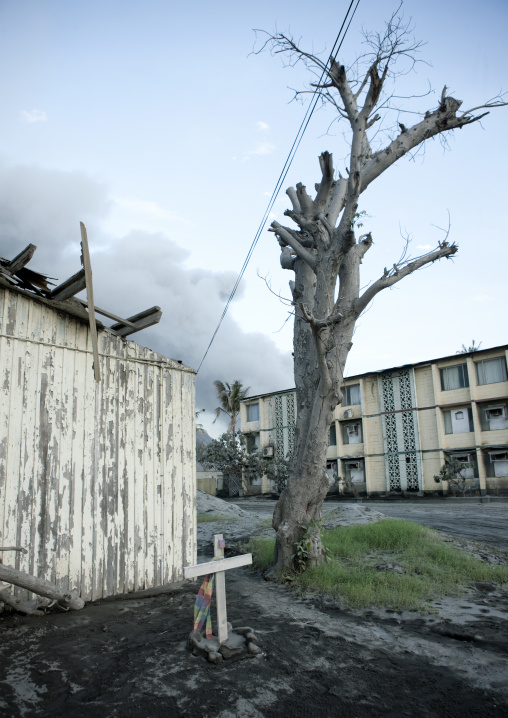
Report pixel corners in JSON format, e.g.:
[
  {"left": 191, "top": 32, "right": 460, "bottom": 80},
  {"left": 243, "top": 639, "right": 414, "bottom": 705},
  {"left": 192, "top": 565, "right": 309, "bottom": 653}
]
[{"left": 183, "top": 553, "right": 252, "bottom": 580}]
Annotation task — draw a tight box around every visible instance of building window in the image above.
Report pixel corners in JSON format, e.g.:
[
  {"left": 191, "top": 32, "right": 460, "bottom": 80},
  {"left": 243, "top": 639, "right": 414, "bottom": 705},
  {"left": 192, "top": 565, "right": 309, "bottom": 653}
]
[
  {"left": 246, "top": 403, "right": 259, "bottom": 422},
  {"left": 440, "top": 364, "right": 469, "bottom": 391},
  {"left": 246, "top": 433, "right": 260, "bottom": 453},
  {"left": 447, "top": 452, "right": 478, "bottom": 479},
  {"left": 485, "top": 450, "right": 508, "bottom": 478},
  {"left": 327, "top": 460, "right": 338, "bottom": 481},
  {"left": 343, "top": 459, "right": 365, "bottom": 483},
  {"left": 443, "top": 407, "right": 474, "bottom": 434},
  {"left": 342, "top": 384, "right": 361, "bottom": 406},
  {"left": 342, "top": 421, "right": 363, "bottom": 444},
  {"left": 329, "top": 424, "right": 337, "bottom": 446},
  {"left": 479, "top": 403, "right": 508, "bottom": 431},
  {"left": 475, "top": 357, "right": 508, "bottom": 385}
]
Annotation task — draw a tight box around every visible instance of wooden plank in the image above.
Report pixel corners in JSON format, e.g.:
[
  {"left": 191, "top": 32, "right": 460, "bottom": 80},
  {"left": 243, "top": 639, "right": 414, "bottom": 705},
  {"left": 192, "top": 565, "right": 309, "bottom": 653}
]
[
  {"left": 37, "top": 305, "right": 59, "bottom": 588},
  {"left": 48, "top": 269, "right": 86, "bottom": 301},
  {"left": 109, "top": 306, "right": 162, "bottom": 337},
  {"left": 174, "top": 370, "right": 186, "bottom": 581},
  {"left": 122, "top": 343, "right": 137, "bottom": 592},
  {"left": 152, "top": 362, "right": 163, "bottom": 588},
  {"left": 2, "top": 295, "right": 21, "bottom": 570},
  {"left": 53, "top": 329, "right": 70, "bottom": 592},
  {"left": 76, "top": 299, "right": 138, "bottom": 329},
  {"left": 81, "top": 326, "right": 98, "bottom": 599},
  {"left": 161, "top": 366, "right": 174, "bottom": 584},
  {"left": 214, "top": 534, "right": 228, "bottom": 644},
  {"left": 18, "top": 297, "right": 39, "bottom": 582},
  {"left": 133, "top": 347, "right": 146, "bottom": 590},
  {"left": 183, "top": 553, "right": 252, "bottom": 580},
  {"left": 181, "top": 371, "right": 196, "bottom": 570},
  {"left": 69, "top": 316, "right": 85, "bottom": 596},
  {"left": 113, "top": 342, "right": 127, "bottom": 595},
  {"left": 6, "top": 244, "right": 37, "bottom": 273},
  {"left": 80, "top": 222, "right": 100, "bottom": 382},
  {"left": 142, "top": 356, "right": 155, "bottom": 591}
]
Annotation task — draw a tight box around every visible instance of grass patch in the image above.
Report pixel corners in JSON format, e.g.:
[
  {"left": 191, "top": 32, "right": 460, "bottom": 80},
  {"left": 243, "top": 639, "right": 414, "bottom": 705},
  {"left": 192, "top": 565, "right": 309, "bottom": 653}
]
[
  {"left": 197, "top": 513, "right": 238, "bottom": 523},
  {"left": 257, "top": 517, "right": 273, "bottom": 529},
  {"left": 249, "top": 519, "right": 508, "bottom": 611},
  {"left": 249, "top": 537, "right": 275, "bottom": 570}
]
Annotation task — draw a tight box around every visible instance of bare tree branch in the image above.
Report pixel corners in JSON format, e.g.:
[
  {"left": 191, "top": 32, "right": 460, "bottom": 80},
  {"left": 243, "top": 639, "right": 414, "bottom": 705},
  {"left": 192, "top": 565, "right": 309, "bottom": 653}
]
[
  {"left": 270, "top": 221, "right": 317, "bottom": 270},
  {"left": 354, "top": 242, "right": 458, "bottom": 315}
]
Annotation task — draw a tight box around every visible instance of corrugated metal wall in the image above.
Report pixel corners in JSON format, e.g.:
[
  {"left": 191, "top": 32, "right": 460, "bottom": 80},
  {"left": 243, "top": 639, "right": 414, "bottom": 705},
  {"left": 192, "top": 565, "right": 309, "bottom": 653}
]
[{"left": 0, "top": 286, "right": 196, "bottom": 601}]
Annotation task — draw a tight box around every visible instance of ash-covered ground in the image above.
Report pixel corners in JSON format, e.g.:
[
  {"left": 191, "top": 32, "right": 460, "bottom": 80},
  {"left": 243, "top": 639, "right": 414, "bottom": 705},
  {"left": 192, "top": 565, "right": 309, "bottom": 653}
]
[{"left": 1, "top": 495, "right": 507, "bottom": 717}]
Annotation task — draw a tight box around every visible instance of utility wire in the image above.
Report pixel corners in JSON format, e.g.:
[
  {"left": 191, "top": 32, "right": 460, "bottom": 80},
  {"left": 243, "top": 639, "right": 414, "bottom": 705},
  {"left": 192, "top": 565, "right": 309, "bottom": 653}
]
[{"left": 197, "top": 0, "right": 361, "bottom": 374}]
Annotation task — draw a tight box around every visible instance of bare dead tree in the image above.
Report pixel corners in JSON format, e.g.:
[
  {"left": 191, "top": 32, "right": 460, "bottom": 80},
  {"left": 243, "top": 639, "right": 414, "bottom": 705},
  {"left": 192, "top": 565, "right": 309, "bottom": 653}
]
[{"left": 261, "top": 13, "right": 507, "bottom": 573}]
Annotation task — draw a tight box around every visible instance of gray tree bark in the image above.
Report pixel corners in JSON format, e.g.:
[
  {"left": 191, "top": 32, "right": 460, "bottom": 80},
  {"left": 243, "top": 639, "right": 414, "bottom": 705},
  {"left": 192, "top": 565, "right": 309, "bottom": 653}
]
[{"left": 266, "top": 21, "right": 506, "bottom": 574}]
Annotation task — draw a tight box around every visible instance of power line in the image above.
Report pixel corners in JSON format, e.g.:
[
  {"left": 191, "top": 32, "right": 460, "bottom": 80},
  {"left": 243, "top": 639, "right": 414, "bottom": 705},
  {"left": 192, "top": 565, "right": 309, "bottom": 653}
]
[{"left": 197, "top": 0, "right": 361, "bottom": 374}]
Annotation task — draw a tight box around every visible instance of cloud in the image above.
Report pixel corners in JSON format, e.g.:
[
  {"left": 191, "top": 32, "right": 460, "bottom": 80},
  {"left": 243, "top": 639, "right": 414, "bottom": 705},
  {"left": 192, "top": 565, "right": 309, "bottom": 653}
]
[
  {"left": 416, "top": 244, "right": 432, "bottom": 250},
  {"left": 102, "top": 195, "right": 191, "bottom": 237},
  {"left": 242, "top": 122, "right": 275, "bottom": 160},
  {"left": 245, "top": 141, "right": 275, "bottom": 158},
  {"left": 112, "top": 196, "right": 168, "bottom": 217},
  {"left": 0, "top": 162, "right": 109, "bottom": 259},
  {"left": 20, "top": 109, "right": 48, "bottom": 124},
  {"left": 473, "top": 293, "right": 492, "bottom": 303},
  {"left": 0, "top": 161, "right": 292, "bottom": 436}
]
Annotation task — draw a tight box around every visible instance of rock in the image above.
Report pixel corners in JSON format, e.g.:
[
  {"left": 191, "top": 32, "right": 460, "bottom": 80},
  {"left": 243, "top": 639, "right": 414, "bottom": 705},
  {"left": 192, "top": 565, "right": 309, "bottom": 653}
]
[
  {"left": 219, "top": 643, "right": 245, "bottom": 659},
  {"left": 207, "top": 651, "right": 223, "bottom": 664},
  {"left": 189, "top": 626, "right": 261, "bottom": 663},
  {"left": 248, "top": 642, "right": 263, "bottom": 655}
]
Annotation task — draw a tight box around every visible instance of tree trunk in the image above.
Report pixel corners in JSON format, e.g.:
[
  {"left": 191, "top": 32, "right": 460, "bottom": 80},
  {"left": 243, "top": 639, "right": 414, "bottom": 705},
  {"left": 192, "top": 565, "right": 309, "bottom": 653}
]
[{"left": 0, "top": 564, "right": 85, "bottom": 611}]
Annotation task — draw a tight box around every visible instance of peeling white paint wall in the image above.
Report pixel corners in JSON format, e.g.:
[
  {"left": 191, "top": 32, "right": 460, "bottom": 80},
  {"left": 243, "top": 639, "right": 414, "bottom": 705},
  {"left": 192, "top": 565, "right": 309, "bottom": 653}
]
[{"left": 0, "top": 286, "right": 196, "bottom": 601}]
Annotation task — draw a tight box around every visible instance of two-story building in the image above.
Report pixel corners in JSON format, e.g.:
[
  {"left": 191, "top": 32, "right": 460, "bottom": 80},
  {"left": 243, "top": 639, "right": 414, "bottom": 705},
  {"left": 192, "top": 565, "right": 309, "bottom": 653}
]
[{"left": 240, "top": 345, "right": 508, "bottom": 496}]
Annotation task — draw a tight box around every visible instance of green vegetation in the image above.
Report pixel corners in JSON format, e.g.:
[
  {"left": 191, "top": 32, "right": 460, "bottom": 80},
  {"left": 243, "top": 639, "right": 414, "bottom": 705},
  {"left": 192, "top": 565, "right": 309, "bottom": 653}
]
[
  {"left": 257, "top": 517, "right": 273, "bottom": 529},
  {"left": 249, "top": 519, "right": 508, "bottom": 610},
  {"left": 197, "top": 513, "right": 238, "bottom": 523},
  {"left": 249, "top": 537, "right": 276, "bottom": 568}
]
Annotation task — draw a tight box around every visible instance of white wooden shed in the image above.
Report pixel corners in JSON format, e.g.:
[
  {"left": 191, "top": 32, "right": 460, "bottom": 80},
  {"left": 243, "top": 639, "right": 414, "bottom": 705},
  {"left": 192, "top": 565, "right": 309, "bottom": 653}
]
[{"left": 0, "top": 246, "right": 196, "bottom": 601}]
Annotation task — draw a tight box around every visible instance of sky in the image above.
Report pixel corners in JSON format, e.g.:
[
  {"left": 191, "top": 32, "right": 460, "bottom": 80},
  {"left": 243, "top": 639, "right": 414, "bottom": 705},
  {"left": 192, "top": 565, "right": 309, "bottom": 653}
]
[{"left": 0, "top": 0, "right": 506, "bottom": 436}]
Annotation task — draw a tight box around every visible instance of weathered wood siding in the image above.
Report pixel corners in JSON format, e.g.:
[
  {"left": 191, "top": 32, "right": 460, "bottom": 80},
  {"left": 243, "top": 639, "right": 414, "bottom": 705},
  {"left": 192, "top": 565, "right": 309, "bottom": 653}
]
[{"left": 0, "top": 286, "right": 196, "bottom": 601}]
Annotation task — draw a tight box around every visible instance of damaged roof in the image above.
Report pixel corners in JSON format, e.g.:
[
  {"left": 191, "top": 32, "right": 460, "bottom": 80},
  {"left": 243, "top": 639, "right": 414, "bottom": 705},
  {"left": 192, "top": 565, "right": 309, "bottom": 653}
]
[{"left": 0, "top": 242, "right": 162, "bottom": 337}]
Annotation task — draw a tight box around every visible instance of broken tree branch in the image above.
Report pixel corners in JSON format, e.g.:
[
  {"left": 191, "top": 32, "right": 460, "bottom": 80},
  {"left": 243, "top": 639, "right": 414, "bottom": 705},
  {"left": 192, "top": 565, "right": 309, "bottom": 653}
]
[
  {"left": 0, "top": 564, "right": 85, "bottom": 611},
  {"left": 0, "top": 588, "right": 54, "bottom": 616},
  {"left": 270, "top": 221, "right": 317, "bottom": 270}
]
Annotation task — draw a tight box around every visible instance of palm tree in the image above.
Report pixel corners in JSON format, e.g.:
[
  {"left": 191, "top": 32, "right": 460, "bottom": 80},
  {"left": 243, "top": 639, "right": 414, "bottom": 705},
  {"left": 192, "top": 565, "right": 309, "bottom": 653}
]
[
  {"left": 213, "top": 380, "right": 250, "bottom": 433},
  {"left": 457, "top": 340, "right": 482, "bottom": 354}
]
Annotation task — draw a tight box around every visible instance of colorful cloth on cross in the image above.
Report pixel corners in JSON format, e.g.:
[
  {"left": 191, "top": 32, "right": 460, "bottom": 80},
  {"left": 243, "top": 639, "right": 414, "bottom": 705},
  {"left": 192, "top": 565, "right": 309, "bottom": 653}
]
[{"left": 193, "top": 573, "right": 215, "bottom": 638}]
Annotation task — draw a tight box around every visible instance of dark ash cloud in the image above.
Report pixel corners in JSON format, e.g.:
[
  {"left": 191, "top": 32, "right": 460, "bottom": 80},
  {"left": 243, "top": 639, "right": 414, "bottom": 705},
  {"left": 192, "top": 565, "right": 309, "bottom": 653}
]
[{"left": 0, "top": 162, "right": 293, "bottom": 435}]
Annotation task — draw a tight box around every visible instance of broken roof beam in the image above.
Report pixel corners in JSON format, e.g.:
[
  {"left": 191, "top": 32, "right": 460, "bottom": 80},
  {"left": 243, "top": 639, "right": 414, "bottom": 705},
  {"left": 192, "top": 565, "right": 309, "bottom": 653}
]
[
  {"left": 5, "top": 244, "right": 37, "bottom": 274},
  {"left": 48, "top": 268, "right": 86, "bottom": 301},
  {"left": 109, "top": 306, "right": 162, "bottom": 337},
  {"left": 0, "top": 244, "right": 54, "bottom": 294},
  {"left": 76, "top": 298, "right": 139, "bottom": 330}
]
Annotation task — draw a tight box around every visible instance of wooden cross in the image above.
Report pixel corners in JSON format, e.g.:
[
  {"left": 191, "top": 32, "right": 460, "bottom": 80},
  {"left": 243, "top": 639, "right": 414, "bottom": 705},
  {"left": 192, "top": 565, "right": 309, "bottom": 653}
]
[{"left": 183, "top": 533, "right": 252, "bottom": 644}]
